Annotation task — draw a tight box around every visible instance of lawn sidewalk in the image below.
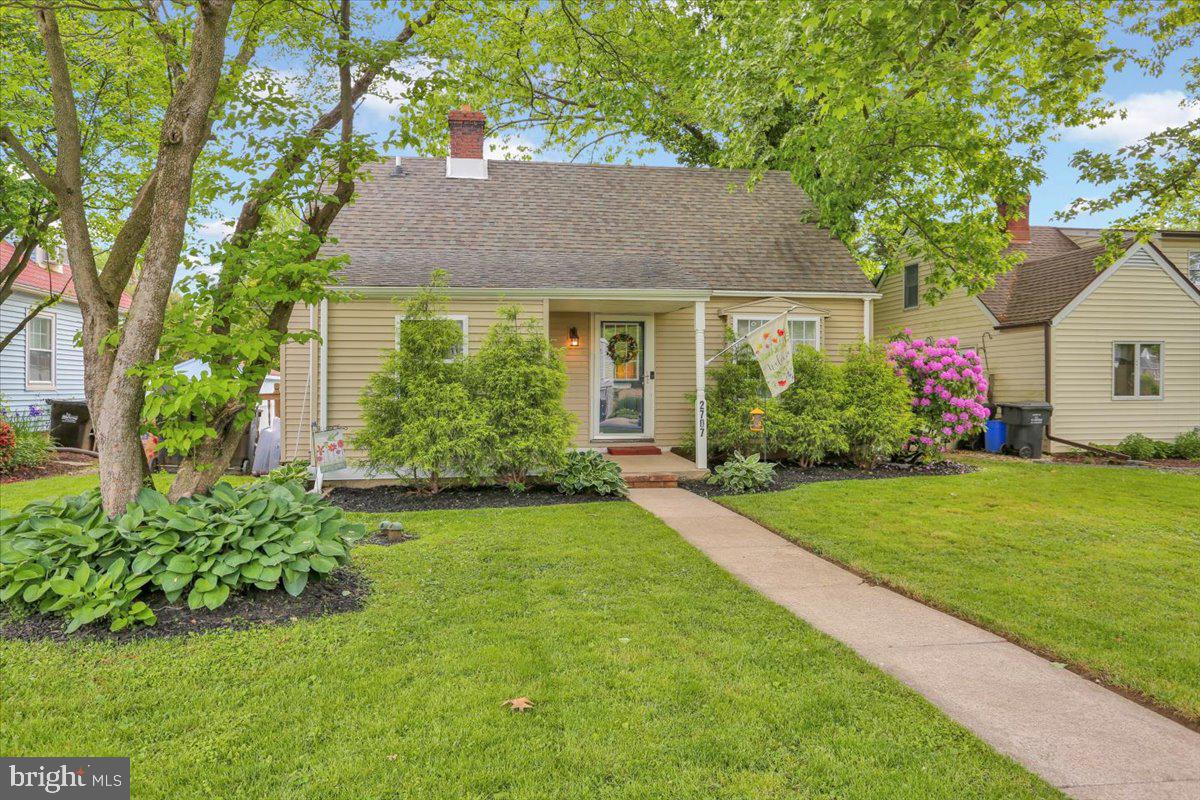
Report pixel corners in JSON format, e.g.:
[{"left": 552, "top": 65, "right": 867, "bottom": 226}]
[
  {"left": 0, "top": 477, "right": 1060, "bottom": 799},
  {"left": 630, "top": 486, "right": 1200, "bottom": 800},
  {"left": 718, "top": 457, "right": 1200, "bottom": 724}
]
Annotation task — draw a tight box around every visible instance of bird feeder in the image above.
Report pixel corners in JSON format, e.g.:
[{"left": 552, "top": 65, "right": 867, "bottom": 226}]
[{"left": 749, "top": 407, "right": 765, "bottom": 432}]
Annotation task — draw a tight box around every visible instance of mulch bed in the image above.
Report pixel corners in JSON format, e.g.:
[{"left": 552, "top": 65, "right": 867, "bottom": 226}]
[
  {"left": 328, "top": 484, "right": 626, "bottom": 512},
  {"left": 1051, "top": 453, "right": 1200, "bottom": 471},
  {"left": 363, "top": 530, "right": 419, "bottom": 546},
  {"left": 0, "top": 452, "right": 98, "bottom": 484},
  {"left": 681, "top": 460, "right": 974, "bottom": 498},
  {"left": 0, "top": 567, "right": 369, "bottom": 644}
]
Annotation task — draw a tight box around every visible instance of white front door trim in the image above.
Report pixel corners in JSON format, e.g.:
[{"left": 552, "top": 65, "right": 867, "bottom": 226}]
[{"left": 590, "top": 313, "right": 655, "bottom": 440}]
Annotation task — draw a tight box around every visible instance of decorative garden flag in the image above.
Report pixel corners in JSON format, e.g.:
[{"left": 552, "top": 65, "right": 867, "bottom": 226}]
[
  {"left": 312, "top": 428, "right": 347, "bottom": 473},
  {"left": 748, "top": 313, "right": 794, "bottom": 396}
]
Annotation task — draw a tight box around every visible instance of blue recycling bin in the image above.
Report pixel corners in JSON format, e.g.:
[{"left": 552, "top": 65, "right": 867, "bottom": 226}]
[{"left": 984, "top": 420, "right": 1006, "bottom": 453}]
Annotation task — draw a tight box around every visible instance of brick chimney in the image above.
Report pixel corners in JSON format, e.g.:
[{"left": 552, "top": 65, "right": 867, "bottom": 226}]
[
  {"left": 998, "top": 197, "right": 1031, "bottom": 245},
  {"left": 448, "top": 105, "right": 485, "bottom": 158}
]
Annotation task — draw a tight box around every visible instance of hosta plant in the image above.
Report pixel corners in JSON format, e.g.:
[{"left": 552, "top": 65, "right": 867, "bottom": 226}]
[
  {"left": 0, "top": 480, "right": 365, "bottom": 633},
  {"left": 708, "top": 451, "right": 776, "bottom": 494},
  {"left": 553, "top": 450, "right": 628, "bottom": 497}
]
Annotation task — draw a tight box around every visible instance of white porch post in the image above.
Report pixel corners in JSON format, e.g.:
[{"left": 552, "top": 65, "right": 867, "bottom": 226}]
[
  {"left": 863, "top": 297, "right": 873, "bottom": 340},
  {"left": 694, "top": 300, "right": 708, "bottom": 470}
]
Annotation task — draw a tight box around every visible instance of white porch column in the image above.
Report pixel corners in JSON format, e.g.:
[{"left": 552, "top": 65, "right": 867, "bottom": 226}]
[
  {"left": 863, "top": 297, "right": 873, "bottom": 340},
  {"left": 694, "top": 300, "right": 708, "bottom": 470}
]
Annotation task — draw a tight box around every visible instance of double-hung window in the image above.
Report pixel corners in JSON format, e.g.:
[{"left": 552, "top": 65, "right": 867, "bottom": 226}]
[
  {"left": 733, "top": 315, "right": 822, "bottom": 354},
  {"left": 26, "top": 314, "right": 55, "bottom": 387},
  {"left": 1112, "top": 342, "right": 1162, "bottom": 399},
  {"left": 903, "top": 263, "right": 919, "bottom": 309},
  {"left": 395, "top": 314, "right": 469, "bottom": 361},
  {"left": 1188, "top": 251, "right": 1200, "bottom": 288}
]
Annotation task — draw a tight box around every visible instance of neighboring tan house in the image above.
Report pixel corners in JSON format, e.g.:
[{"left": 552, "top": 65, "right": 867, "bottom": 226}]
[
  {"left": 279, "top": 107, "right": 880, "bottom": 478},
  {"left": 0, "top": 240, "right": 132, "bottom": 428},
  {"left": 873, "top": 207, "right": 1200, "bottom": 450}
]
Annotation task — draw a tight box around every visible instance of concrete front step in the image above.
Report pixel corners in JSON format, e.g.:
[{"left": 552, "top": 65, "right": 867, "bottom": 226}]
[{"left": 625, "top": 473, "right": 678, "bottom": 489}]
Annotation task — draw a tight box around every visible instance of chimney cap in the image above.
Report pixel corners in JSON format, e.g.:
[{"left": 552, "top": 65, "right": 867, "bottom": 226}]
[{"left": 447, "top": 104, "right": 486, "bottom": 123}]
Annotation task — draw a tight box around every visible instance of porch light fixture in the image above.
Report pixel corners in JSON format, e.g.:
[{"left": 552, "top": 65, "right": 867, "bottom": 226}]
[
  {"left": 749, "top": 407, "right": 765, "bottom": 433},
  {"left": 568, "top": 327, "right": 580, "bottom": 348}
]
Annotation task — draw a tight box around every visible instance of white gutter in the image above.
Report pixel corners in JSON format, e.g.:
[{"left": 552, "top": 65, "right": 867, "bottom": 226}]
[
  {"left": 341, "top": 285, "right": 711, "bottom": 301},
  {"left": 713, "top": 290, "right": 883, "bottom": 300}
]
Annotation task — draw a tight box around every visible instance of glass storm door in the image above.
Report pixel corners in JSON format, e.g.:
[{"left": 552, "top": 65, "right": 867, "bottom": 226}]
[{"left": 598, "top": 320, "right": 646, "bottom": 436}]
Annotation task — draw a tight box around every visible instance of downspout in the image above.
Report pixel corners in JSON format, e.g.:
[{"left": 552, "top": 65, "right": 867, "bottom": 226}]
[{"left": 1043, "top": 322, "right": 1052, "bottom": 437}]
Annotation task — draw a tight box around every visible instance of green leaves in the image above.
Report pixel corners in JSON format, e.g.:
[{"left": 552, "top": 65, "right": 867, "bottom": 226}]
[{"left": 0, "top": 478, "right": 365, "bottom": 633}]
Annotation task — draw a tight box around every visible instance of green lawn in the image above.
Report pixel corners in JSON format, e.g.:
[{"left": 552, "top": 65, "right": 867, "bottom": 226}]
[
  {"left": 0, "top": 474, "right": 1059, "bottom": 799},
  {"left": 721, "top": 457, "right": 1200, "bottom": 723}
]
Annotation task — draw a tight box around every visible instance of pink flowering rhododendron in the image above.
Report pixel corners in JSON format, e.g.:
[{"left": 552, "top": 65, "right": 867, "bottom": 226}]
[{"left": 886, "top": 332, "right": 990, "bottom": 458}]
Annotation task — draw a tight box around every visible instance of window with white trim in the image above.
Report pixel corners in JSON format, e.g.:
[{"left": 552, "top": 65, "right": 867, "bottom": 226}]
[
  {"left": 1112, "top": 342, "right": 1162, "bottom": 399},
  {"left": 903, "top": 263, "right": 919, "bottom": 309},
  {"left": 1188, "top": 251, "right": 1200, "bottom": 287},
  {"left": 733, "top": 315, "right": 821, "bottom": 354},
  {"left": 26, "top": 314, "right": 55, "bottom": 386},
  {"left": 395, "top": 314, "right": 468, "bottom": 361}
]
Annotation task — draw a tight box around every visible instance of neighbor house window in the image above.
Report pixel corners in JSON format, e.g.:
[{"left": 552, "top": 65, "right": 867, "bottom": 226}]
[
  {"left": 1188, "top": 251, "right": 1200, "bottom": 287},
  {"left": 733, "top": 315, "right": 822, "bottom": 354},
  {"left": 26, "top": 314, "right": 55, "bottom": 387},
  {"left": 903, "top": 263, "right": 919, "bottom": 309},
  {"left": 1112, "top": 342, "right": 1162, "bottom": 399},
  {"left": 395, "top": 314, "right": 469, "bottom": 360}
]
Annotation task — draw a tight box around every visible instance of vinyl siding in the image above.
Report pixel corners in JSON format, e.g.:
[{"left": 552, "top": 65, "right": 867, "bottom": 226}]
[
  {"left": 1049, "top": 251, "right": 1200, "bottom": 449},
  {"left": 0, "top": 291, "right": 87, "bottom": 425},
  {"left": 985, "top": 326, "right": 1046, "bottom": 402},
  {"left": 548, "top": 311, "right": 591, "bottom": 445},
  {"left": 873, "top": 261, "right": 994, "bottom": 348}
]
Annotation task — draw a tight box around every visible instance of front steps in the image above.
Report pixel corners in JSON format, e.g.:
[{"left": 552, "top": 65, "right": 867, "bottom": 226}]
[{"left": 624, "top": 472, "right": 679, "bottom": 489}]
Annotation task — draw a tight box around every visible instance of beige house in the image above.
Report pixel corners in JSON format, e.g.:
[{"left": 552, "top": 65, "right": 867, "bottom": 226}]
[
  {"left": 279, "top": 108, "right": 879, "bottom": 479},
  {"left": 874, "top": 209, "right": 1200, "bottom": 450}
]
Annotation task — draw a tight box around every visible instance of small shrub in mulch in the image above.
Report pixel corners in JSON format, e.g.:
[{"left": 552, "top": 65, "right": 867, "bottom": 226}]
[
  {"left": 681, "top": 460, "right": 973, "bottom": 498},
  {"left": 0, "top": 567, "right": 368, "bottom": 643},
  {"left": 328, "top": 484, "right": 626, "bottom": 513}
]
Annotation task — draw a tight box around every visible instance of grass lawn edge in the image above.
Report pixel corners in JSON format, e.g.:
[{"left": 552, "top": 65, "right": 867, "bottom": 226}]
[{"left": 711, "top": 471, "right": 1200, "bottom": 734}]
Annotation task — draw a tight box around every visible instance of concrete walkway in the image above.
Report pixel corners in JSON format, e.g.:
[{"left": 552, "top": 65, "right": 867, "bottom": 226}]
[{"left": 630, "top": 488, "right": 1200, "bottom": 800}]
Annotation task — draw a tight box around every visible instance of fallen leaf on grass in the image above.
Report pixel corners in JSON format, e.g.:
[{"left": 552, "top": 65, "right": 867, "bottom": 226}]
[{"left": 502, "top": 697, "right": 534, "bottom": 712}]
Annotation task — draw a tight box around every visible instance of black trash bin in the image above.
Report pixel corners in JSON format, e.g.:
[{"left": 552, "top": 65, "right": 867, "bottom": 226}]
[
  {"left": 48, "top": 399, "right": 92, "bottom": 449},
  {"left": 998, "top": 402, "right": 1053, "bottom": 458}
]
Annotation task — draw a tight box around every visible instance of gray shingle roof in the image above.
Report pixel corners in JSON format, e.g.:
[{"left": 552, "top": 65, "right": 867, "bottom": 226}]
[{"left": 322, "top": 158, "right": 875, "bottom": 294}]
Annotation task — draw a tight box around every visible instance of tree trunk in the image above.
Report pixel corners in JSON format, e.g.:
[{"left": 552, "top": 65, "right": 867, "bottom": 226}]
[{"left": 168, "top": 414, "right": 248, "bottom": 501}]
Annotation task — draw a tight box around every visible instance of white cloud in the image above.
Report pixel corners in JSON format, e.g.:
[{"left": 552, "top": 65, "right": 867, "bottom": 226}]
[
  {"left": 1065, "top": 90, "right": 1200, "bottom": 147},
  {"left": 195, "top": 219, "right": 234, "bottom": 242}
]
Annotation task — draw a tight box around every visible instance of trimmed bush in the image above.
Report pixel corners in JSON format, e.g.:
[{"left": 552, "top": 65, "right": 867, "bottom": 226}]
[
  {"left": 839, "top": 342, "right": 915, "bottom": 468},
  {"left": 886, "top": 332, "right": 990, "bottom": 457},
  {"left": 554, "top": 450, "right": 627, "bottom": 496},
  {"left": 1172, "top": 430, "right": 1200, "bottom": 460},
  {"left": 354, "top": 272, "right": 492, "bottom": 492},
  {"left": 465, "top": 306, "right": 574, "bottom": 485},
  {"left": 775, "top": 346, "right": 847, "bottom": 467},
  {"left": 0, "top": 480, "right": 365, "bottom": 633},
  {"left": 708, "top": 451, "right": 775, "bottom": 493}
]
